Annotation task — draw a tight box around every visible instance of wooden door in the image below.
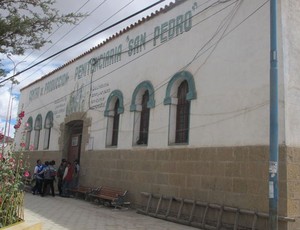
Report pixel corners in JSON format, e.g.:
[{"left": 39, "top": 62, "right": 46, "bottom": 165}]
[{"left": 68, "top": 134, "right": 82, "bottom": 163}]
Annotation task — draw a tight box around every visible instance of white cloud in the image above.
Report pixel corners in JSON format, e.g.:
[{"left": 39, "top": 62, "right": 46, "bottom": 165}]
[{"left": 0, "top": 92, "right": 18, "bottom": 138}]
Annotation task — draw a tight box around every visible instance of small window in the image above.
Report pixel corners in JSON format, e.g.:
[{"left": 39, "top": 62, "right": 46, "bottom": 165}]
[
  {"left": 130, "top": 81, "right": 155, "bottom": 146},
  {"left": 175, "top": 81, "right": 190, "bottom": 143},
  {"left": 43, "top": 111, "right": 53, "bottom": 150},
  {"left": 111, "top": 99, "right": 120, "bottom": 146},
  {"left": 25, "top": 117, "right": 33, "bottom": 150},
  {"left": 34, "top": 114, "right": 42, "bottom": 150},
  {"left": 104, "top": 90, "right": 124, "bottom": 147},
  {"left": 164, "top": 71, "right": 196, "bottom": 145},
  {"left": 137, "top": 91, "right": 150, "bottom": 145}
]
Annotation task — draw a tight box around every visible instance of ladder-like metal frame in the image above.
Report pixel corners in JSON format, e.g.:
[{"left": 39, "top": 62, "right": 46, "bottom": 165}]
[{"left": 138, "top": 192, "right": 295, "bottom": 230}]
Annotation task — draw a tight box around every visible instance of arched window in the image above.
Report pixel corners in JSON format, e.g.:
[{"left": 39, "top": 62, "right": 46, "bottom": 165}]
[
  {"left": 25, "top": 117, "right": 33, "bottom": 150},
  {"left": 176, "top": 81, "right": 190, "bottom": 143},
  {"left": 34, "top": 114, "right": 42, "bottom": 150},
  {"left": 104, "top": 90, "right": 124, "bottom": 147},
  {"left": 44, "top": 111, "right": 53, "bottom": 149},
  {"left": 130, "top": 81, "right": 155, "bottom": 146},
  {"left": 111, "top": 99, "right": 120, "bottom": 146},
  {"left": 138, "top": 91, "right": 150, "bottom": 145},
  {"left": 164, "top": 71, "right": 196, "bottom": 144}
]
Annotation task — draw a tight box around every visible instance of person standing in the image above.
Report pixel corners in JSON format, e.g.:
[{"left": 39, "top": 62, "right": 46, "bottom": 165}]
[
  {"left": 31, "top": 159, "right": 44, "bottom": 195},
  {"left": 62, "top": 162, "right": 73, "bottom": 197},
  {"left": 73, "top": 159, "right": 80, "bottom": 188},
  {"left": 41, "top": 161, "right": 55, "bottom": 197},
  {"left": 57, "top": 159, "right": 66, "bottom": 196}
]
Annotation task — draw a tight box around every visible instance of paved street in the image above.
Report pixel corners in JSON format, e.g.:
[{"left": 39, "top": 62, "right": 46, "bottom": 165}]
[{"left": 24, "top": 192, "right": 198, "bottom": 230}]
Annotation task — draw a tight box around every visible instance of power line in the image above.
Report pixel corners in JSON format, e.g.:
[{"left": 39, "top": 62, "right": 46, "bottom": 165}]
[
  {"left": 20, "top": 0, "right": 269, "bottom": 143},
  {"left": 20, "top": 0, "right": 92, "bottom": 65},
  {"left": 18, "top": 0, "right": 217, "bottom": 87},
  {"left": 23, "top": 0, "right": 234, "bottom": 116},
  {"left": 19, "top": 0, "right": 137, "bottom": 86},
  {"left": 0, "top": 0, "right": 166, "bottom": 85},
  {"left": 18, "top": 0, "right": 223, "bottom": 134},
  {"left": 23, "top": 0, "right": 265, "bottom": 119},
  {"left": 81, "top": 0, "right": 136, "bottom": 40}
]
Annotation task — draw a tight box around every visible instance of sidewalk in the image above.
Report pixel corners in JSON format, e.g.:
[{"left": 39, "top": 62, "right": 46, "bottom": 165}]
[{"left": 24, "top": 192, "right": 198, "bottom": 230}]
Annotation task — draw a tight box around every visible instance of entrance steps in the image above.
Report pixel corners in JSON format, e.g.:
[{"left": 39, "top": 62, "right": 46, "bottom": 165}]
[{"left": 137, "top": 192, "right": 295, "bottom": 230}]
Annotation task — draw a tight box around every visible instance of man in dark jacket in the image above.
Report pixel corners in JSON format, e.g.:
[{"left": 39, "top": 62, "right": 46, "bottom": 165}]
[
  {"left": 57, "top": 159, "right": 66, "bottom": 196},
  {"left": 31, "top": 159, "right": 44, "bottom": 195},
  {"left": 41, "top": 161, "right": 55, "bottom": 197}
]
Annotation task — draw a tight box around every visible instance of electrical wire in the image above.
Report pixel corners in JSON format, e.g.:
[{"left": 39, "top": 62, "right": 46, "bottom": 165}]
[
  {"left": 0, "top": 0, "right": 166, "bottom": 85},
  {"left": 19, "top": 0, "right": 269, "bottom": 141},
  {"left": 19, "top": 0, "right": 92, "bottom": 65},
  {"left": 22, "top": 0, "right": 236, "bottom": 117},
  {"left": 16, "top": 0, "right": 233, "bottom": 139},
  {"left": 81, "top": 0, "right": 271, "bottom": 135},
  {"left": 17, "top": 0, "right": 216, "bottom": 88},
  {"left": 81, "top": 0, "right": 136, "bottom": 40},
  {"left": 19, "top": 0, "right": 137, "bottom": 87}
]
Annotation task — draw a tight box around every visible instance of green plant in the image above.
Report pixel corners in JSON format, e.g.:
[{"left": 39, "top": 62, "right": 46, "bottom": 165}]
[{"left": 0, "top": 110, "right": 29, "bottom": 228}]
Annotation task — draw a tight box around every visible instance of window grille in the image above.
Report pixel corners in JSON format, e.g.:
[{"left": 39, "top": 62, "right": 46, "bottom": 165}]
[
  {"left": 111, "top": 99, "right": 120, "bottom": 146},
  {"left": 138, "top": 91, "right": 150, "bottom": 145},
  {"left": 175, "top": 81, "right": 190, "bottom": 143}
]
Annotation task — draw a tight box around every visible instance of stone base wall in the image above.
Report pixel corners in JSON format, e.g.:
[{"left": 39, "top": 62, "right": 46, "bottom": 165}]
[
  {"left": 286, "top": 147, "right": 300, "bottom": 230},
  {"left": 80, "top": 147, "right": 270, "bottom": 207},
  {"left": 78, "top": 146, "right": 289, "bottom": 229},
  {"left": 26, "top": 146, "right": 300, "bottom": 229}
]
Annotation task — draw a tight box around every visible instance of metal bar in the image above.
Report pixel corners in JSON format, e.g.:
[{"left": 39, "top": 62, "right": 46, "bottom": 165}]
[
  {"left": 177, "top": 198, "right": 184, "bottom": 220},
  {"left": 216, "top": 206, "right": 224, "bottom": 229},
  {"left": 233, "top": 209, "right": 240, "bottom": 230},
  {"left": 165, "top": 197, "right": 173, "bottom": 218},
  {"left": 252, "top": 214, "right": 258, "bottom": 230},
  {"left": 188, "top": 200, "right": 196, "bottom": 223},
  {"left": 202, "top": 203, "right": 209, "bottom": 227},
  {"left": 155, "top": 195, "right": 163, "bottom": 217},
  {"left": 269, "top": 0, "right": 279, "bottom": 229},
  {"left": 145, "top": 193, "right": 152, "bottom": 214}
]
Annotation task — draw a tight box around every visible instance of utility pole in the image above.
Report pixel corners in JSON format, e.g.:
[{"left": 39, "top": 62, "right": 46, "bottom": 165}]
[
  {"left": 1, "top": 54, "right": 25, "bottom": 153},
  {"left": 269, "top": 0, "right": 279, "bottom": 229}
]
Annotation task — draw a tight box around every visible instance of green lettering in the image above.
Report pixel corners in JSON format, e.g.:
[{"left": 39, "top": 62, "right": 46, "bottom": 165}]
[
  {"left": 128, "top": 39, "right": 134, "bottom": 56},
  {"left": 116, "top": 45, "right": 122, "bottom": 62},
  {"left": 168, "top": 19, "right": 176, "bottom": 39},
  {"left": 153, "top": 26, "right": 160, "bottom": 46},
  {"left": 176, "top": 15, "right": 184, "bottom": 35},
  {"left": 134, "top": 36, "right": 140, "bottom": 54},
  {"left": 160, "top": 22, "right": 168, "bottom": 43},
  {"left": 184, "top": 11, "right": 192, "bottom": 32}
]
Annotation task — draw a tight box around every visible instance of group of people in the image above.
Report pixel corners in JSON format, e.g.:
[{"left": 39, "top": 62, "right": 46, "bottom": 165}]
[{"left": 31, "top": 158, "right": 80, "bottom": 197}]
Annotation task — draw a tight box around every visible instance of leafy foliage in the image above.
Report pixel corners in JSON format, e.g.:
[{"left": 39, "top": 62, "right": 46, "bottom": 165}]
[
  {"left": 0, "top": 152, "right": 26, "bottom": 228},
  {"left": 0, "top": 0, "right": 84, "bottom": 83},
  {"left": 0, "top": 110, "right": 30, "bottom": 228}
]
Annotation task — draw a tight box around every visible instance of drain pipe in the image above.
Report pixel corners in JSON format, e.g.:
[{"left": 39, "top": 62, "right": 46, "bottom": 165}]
[{"left": 269, "top": 0, "right": 279, "bottom": 229}]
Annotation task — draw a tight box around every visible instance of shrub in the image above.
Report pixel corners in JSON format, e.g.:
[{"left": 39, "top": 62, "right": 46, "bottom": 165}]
[{"left": 0, "top": 110, "right": 29, "bottom": 228}]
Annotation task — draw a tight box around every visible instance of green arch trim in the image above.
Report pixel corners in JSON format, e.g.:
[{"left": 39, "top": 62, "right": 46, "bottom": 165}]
[
  {"left": 44, "top": 111, "right": 54, "bottom": 128},
  {"left": 104, "top": 90, "right": 124, "bottom": 117},
  {"left": 34, "top": 114, "right": 43, "bottom": 130},
  {"left": 164, "top": 71, "right": 197, "bottom": 105},
  {"left": 130, "top": 81, "right": 155, "bottom": 111},
  {"left": 27, "top": 117, "right": 33, "bottom": 131}
]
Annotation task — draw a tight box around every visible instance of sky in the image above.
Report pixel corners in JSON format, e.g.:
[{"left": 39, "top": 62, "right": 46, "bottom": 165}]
[{"left": 0, "top": 0, "right": 174, "bottom": 138}]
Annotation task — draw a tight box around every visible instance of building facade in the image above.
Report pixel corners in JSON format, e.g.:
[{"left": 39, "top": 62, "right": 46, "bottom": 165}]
[{"left": 15, "top": 0, "right": 300, "bottom": 229}]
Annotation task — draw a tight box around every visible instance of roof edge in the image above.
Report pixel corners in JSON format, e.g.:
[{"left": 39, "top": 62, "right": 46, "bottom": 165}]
[{"left": 21, "top": 0, "right": 186, "bottom": 91}]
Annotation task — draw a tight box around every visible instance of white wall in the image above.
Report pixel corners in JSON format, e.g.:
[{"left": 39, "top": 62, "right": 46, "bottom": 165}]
[
  {"left": 281, "top": 0, "right": 300, "bottom": 147},
  {"left": 16, "top": 0, "right": 289, "bottom": 150}
]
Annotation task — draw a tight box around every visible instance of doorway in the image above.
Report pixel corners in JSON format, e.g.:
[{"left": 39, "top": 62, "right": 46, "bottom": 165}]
[{"left": 66, "top": 120, "right": 83, "bottom": 164}]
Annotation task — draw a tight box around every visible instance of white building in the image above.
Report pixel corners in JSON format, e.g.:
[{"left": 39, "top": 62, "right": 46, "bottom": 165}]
[{"left": 15, "top": 0, "right": 300, "bottom": 229}]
